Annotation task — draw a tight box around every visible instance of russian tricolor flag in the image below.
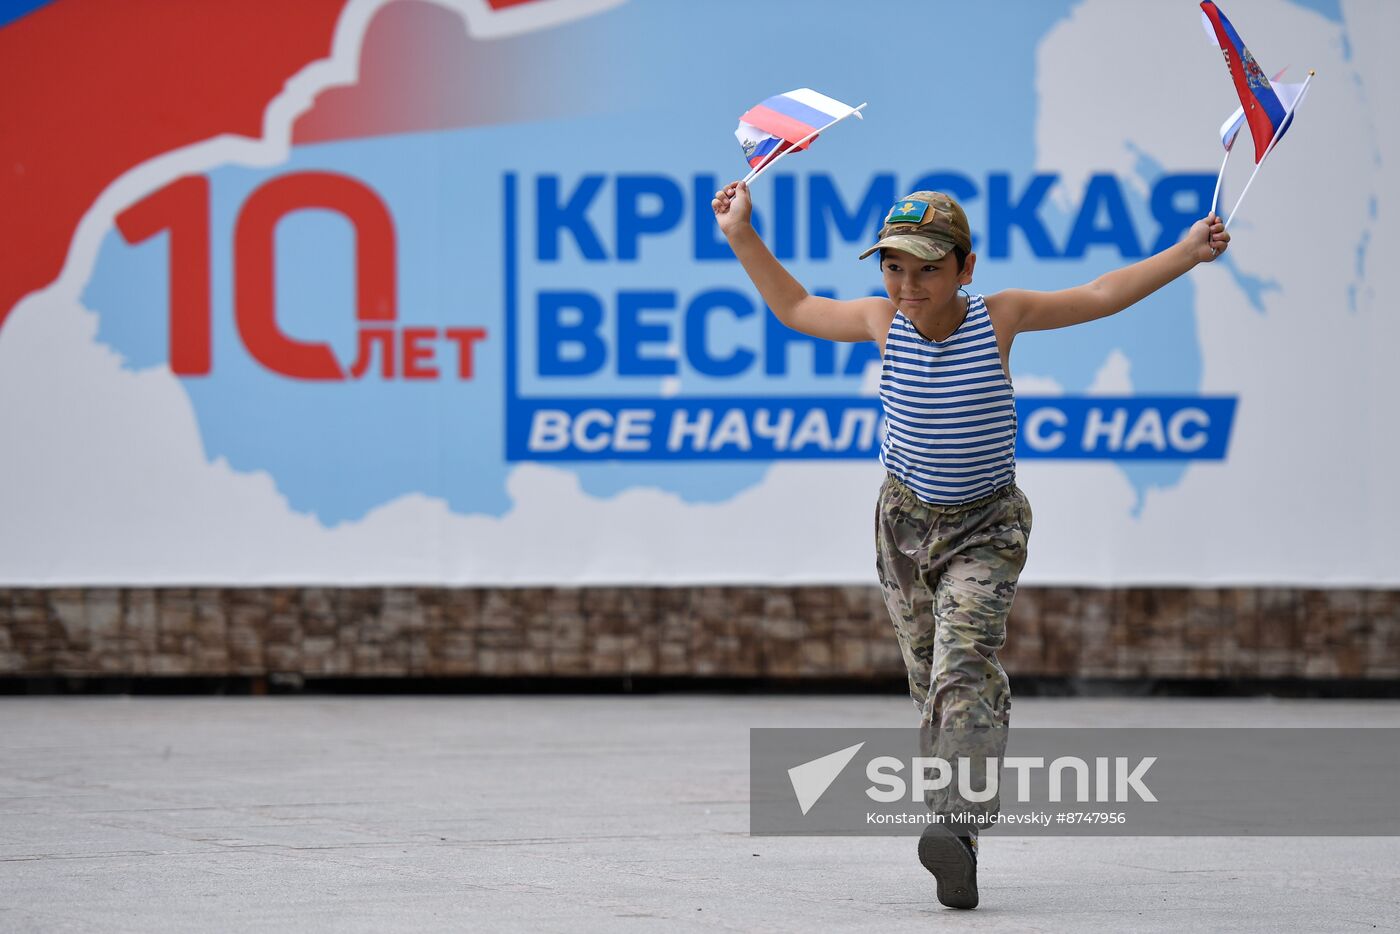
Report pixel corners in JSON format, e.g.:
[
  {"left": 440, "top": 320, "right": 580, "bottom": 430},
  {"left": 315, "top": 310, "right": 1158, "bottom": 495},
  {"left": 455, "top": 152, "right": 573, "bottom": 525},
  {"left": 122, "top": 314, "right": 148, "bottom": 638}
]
[
  {"left": 740, "top": 88, "right": 861, "bottom": 148},
  {"left": 735, "top": 120, "right": 791, "bottom": 169},
  {"left": 1219, "top": 74, "right": 1305, "bottom": 153},
  {"left": 734, "top": 88, "right": 865, "bottom": 181},
  {"left": 1200, "top": 1, "right": 1291, "bottom": 162}
]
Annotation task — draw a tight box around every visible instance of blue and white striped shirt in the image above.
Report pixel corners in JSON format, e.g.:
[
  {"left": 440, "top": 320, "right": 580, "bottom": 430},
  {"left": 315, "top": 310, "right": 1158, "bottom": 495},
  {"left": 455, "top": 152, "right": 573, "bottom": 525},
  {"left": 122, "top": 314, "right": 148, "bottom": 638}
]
[{"left": 878, "top": 294, "right": 1017, "bottom": 505}]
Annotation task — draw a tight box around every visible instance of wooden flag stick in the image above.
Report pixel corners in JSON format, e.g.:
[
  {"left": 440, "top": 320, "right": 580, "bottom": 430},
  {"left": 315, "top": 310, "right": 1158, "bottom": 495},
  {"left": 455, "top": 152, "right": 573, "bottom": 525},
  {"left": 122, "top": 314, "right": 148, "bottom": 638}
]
[
  {"left": 743, "top": 103, "right": 867, "bottom": 186},
  {"left": 1225, "top": 71, "right": 1315, "bottom": 230}
]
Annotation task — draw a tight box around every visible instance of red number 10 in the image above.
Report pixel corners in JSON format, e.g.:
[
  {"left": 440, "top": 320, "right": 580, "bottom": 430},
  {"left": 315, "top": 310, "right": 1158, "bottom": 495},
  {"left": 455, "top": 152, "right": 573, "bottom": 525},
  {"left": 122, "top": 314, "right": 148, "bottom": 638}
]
[{"left": 116, "top": 171, "right": 398, "bottom": 380}]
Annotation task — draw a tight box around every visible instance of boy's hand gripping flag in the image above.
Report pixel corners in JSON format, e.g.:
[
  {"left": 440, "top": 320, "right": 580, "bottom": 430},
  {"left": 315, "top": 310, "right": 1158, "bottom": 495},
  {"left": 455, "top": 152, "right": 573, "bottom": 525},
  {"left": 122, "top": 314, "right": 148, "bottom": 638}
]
[
  {"left": 1200, "top": 1, "right": 1315, "bottom": 228},
  {"left": 734, "top": 88, "right": 866, "bottom": 185}
]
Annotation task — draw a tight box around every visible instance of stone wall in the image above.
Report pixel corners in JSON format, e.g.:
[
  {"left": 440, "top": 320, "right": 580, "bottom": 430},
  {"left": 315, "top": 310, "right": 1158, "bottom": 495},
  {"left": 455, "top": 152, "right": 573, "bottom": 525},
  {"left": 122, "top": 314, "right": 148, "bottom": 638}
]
[{"left": 3, "top": 587, "right": 1398, "bottom": 683}]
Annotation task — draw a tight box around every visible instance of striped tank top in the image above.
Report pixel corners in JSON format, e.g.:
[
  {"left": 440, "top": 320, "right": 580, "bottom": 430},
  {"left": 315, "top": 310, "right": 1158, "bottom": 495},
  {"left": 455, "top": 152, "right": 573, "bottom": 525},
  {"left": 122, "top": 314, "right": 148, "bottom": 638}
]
[{"left": 878, "top": 294, "right": 1017, "bottom": 505}]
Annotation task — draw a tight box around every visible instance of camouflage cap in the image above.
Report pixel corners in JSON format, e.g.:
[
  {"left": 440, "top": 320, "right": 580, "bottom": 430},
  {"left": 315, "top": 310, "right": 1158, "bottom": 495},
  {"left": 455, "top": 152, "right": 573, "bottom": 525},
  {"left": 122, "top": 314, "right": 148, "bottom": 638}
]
[{"left": 858, "top": 191, "right": 973, "bottom": 262}]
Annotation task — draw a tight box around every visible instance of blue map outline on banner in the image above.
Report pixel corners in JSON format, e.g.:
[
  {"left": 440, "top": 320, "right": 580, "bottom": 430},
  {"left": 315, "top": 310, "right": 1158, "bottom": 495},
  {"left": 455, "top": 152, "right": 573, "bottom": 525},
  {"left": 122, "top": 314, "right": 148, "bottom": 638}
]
[{"left": 81, "top": 0, "right": 1299, "bottom": 524}]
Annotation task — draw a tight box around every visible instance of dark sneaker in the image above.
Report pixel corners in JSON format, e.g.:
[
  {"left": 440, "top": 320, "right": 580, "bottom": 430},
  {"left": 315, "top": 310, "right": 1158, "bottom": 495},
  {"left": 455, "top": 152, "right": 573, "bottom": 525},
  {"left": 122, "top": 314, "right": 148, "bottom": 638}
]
[{"left": 918, "top": 823, "right": 978, "bottom": 909}]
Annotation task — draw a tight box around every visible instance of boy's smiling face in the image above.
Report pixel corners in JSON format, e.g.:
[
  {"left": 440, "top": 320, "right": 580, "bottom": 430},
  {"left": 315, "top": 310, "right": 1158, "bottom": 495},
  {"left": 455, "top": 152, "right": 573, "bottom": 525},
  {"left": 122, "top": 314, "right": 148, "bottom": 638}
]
[{"left": 880, "top": 246, "right": 976, "bottom": 317}]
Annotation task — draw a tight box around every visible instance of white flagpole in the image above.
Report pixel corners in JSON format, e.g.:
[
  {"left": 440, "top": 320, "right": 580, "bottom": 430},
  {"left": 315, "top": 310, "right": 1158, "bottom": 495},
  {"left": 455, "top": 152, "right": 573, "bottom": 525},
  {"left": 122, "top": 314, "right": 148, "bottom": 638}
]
[
  {"left": 1224, "top": 70, "right": 1315, "bottom": 230},
  {"left": 1210, "top": 147, "right": 1232, "bottom": 218},
  {"left": 743, "top": 103, "right": 867, "bottom": 186}
]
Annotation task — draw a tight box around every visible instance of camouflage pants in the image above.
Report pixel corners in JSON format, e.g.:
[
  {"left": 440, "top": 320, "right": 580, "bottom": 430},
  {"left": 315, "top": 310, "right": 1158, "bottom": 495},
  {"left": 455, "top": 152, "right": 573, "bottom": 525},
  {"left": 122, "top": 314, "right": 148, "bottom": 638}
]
[{"left": 875, "top": 473, "right": 1032, "bottom": 826}]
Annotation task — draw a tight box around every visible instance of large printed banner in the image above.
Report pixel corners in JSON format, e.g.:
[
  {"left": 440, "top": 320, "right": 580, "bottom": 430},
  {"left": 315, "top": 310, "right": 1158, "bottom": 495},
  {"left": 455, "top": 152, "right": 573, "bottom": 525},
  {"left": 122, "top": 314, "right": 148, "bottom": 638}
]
[{"left": 1, "top": 0, "right": 1396, "bottom": 585}]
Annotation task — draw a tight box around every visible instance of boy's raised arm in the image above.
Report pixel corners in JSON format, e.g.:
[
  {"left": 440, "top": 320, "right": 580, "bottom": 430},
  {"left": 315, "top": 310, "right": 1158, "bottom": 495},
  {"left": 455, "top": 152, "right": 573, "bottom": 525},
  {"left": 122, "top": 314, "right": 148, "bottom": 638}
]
[
  {"left": 996, "top": 214, "right": 1231, "bottom": 335},
  {"left": 713, "top": 181, "right": 888, "bottom": 344}
]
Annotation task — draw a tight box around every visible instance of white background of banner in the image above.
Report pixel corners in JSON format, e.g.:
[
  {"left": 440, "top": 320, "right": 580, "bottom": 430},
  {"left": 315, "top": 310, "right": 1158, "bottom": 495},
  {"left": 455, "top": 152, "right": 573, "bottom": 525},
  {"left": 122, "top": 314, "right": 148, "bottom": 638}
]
[{"left": 1, "top": 0, "right": 1396, "bottom": 586}]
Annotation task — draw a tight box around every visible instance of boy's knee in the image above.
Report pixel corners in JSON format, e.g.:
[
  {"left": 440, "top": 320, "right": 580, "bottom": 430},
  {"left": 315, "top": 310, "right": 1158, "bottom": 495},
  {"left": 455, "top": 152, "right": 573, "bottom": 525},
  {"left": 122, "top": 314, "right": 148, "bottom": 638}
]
[{"left": 936, "top": 611, "right": 1008, "bottom": 656}]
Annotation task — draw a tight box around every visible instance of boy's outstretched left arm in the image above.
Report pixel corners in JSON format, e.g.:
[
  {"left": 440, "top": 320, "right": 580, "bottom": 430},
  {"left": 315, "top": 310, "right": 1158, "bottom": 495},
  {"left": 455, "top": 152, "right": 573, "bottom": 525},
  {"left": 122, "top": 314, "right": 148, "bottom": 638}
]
[{"left": 996, "top": 214, "right": 1230, "bottom": 334}]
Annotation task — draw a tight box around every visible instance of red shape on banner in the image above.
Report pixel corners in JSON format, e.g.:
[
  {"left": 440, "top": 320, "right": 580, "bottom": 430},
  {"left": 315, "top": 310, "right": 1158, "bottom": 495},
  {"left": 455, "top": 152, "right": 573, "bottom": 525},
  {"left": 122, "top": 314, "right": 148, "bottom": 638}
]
[
  {"left": 0, "top": 0, "right": 345, "bottom": 330},
  {"left": 234, "top": 171, "right": 398, "bottom": 381},
  {"left": 116, "top": 175, "right": 213, "bottom": 376},
  {"left": 293, "top": 0, "right": 580, "bottom": 145}
]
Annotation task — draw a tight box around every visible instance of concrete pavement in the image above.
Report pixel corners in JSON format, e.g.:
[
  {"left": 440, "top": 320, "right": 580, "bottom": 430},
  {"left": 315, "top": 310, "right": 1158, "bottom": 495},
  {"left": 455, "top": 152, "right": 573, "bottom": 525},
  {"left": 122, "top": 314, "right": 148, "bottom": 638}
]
[{"left": 3, "top": 695, "right": 1399, "bottom": 932}]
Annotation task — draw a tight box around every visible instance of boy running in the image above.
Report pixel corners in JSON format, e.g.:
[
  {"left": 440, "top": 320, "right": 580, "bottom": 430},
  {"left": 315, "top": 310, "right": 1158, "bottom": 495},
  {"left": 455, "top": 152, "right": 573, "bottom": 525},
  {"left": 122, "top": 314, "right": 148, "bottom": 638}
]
[{"left": 712, "top": 181, "right": 1229, "bottom": 909}]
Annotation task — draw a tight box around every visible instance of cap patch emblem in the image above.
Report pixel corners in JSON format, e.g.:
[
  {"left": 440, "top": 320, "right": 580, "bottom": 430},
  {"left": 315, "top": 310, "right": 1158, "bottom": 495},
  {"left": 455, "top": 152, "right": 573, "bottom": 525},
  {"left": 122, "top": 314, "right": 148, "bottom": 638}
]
[{"left": 886, "top": 200, "right": 928, "bottom": 225}]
